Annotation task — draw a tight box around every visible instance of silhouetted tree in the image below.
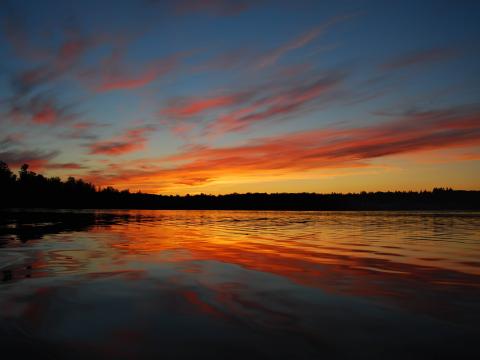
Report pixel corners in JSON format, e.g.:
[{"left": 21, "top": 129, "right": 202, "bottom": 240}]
[
  {"left": 0, "top": 161, "right": 16, "bottom": 184},
  {"left": 0, "top": 160, "right": 479, "bottom": 210}
]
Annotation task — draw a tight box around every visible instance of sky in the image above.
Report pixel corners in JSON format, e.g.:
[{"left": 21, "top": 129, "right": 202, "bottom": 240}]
[{"left": 0, "top": 0, "right": 479, "bottom": 194}]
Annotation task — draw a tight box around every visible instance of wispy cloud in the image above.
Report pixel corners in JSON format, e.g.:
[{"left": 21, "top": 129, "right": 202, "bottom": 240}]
[
  {"left": 206, "top": 73, "right": 343, "bottom": 134},
  {"left": 3, "top": 16, "right": 95, "bottom": 126},
  {"left": 0, "top": 131, "right": 59, "bottom": 169},
  {"left": 9, "top": 34, "right": 93, "bottom": 96},
  {"left": 7, "top": 94, "right": 76, "bottom": 126},
  {"left": 159, "top": 71, "right": 344, "bottom": 137},
  {"left": 62, "top": 122, "right": 105, "bottom": 140},
  {"left": 31, "top": 105, "right": 56, "bottom": 124},
  {"left": 0, "top": 149, "right": 59, "bottom": 170},
  {"left": 162, "top": 92, "right": 253, "bottom": 118},
  {"left": 46, "top": 162, "right": 87, "bottom": 170},
  {"left": 95, "top": 69, "right": 163, "bottom": 92},
  {"left": 95, "top": 57, "right": 177, "bottom": 92},
  {"left": 257, "top": 14, "right": 354, "bottom": 68},
  {"left": 84, "top": 45, "right": 181, "bottom": 92},
  {"left": 88, "top": 126, "right": 155, "bottom": 156},
  {"left": 87, "top": 105, "right": 480, "bottom": 191},
  {"left": 0, "top": 134, "right": 23, "bottom": 148},
  {"left": 380, "top": 47, "right": 458, "bottom": 71}
]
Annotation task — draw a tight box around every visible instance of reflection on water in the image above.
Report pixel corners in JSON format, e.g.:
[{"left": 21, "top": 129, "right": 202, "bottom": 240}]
[{"left": 1, "top": 210, "right": 479, "bottom": 359}]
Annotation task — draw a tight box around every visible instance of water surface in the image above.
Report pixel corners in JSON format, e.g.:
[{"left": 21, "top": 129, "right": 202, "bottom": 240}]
[{"left": 1, "top": 210, "right": 479, "bottom": 359}]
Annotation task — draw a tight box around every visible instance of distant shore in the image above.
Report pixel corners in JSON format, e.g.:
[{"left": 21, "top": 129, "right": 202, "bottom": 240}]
[
  {"left": 1, "top": 162, "right": 479, "bottom": 210},
  {"left": 2, "top": 189, "right": 480, "bottom": 211}
]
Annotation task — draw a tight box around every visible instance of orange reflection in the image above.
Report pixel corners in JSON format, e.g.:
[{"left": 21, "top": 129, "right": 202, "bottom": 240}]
[
  {"left": 90, "top": 210, "right": 480, "bottom": 314},
  {"left": 3, "top": 210, "right": 480, "bottom": 322}
]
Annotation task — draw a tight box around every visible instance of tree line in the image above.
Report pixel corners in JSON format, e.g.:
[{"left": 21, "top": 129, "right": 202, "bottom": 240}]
[{"left": 1, "top": 161, "right": 479, "bottom": 210}]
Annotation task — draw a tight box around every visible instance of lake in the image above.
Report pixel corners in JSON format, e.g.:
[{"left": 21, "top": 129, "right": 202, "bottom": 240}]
[{"left": 1, "top": 210, "right": 479, "bottom": 359}]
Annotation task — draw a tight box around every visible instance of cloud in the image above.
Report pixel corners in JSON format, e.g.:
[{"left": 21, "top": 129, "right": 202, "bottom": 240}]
[
  {"left": 4, "top": 17, "right": 94, "bottom": 126},
  {"left": 9, "top": 35, "right": 93, "bottom": 96},
  {"left": 86, "top": 46, "right": 179, "bottom": 92},
  {"left": 162, "top": 92, "right": 252, "bottom": 118},
  {"left": 257, "top": 14, "right": 353, "bottom": 68},
  {"left": 0, "top": 131, "right": 59, "bottom": 170},
  {"left": 7, "top": 94, "right": 76, "bottom": 126},
  {"left": 380, "top": 47, "right": 458, "bottom": 71},
  {"left": 0, "top": 134, "right": 23, "bottom": 148},
  {"left": 95, "top": 65, "right": 171, "bottom": 92},
  {"left": 31, "top": 103, "right": 58, "bottom": 124},
  {"left": 206, "top": 73, "right": 343, "bottom": 134},
  {"left": 87, "top": 105, "right": 480, "bottom": 191},
  {"left": 11, "top": 66, "right": 56, "bottom": 96},
  {"left": 46, "top": 162, "right": 87, "bottom": 170},
  {"left": 57, "top": 38, "right": 91, "bottom": 70},
  {"left": 88, "top": 126, "right": 155, "bottom": 156},
  {"left": 62, "top": 122, "right": 105, "bottom": 140},
  {"left": 159, "top": 71, "right": 344, "bottom": 137},
  {"left": 0, "top": 149, "right": 59, "bottom": 170}
]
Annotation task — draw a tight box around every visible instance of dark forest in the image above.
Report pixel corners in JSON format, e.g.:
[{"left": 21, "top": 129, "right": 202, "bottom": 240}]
[{"left": 1, "top": 161, "right": 478, "bottom": 210}]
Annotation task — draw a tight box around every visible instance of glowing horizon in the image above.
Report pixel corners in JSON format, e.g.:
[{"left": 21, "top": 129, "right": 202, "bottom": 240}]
[{"left": 1, "top": 1, "right": 479, "bottom": 194}]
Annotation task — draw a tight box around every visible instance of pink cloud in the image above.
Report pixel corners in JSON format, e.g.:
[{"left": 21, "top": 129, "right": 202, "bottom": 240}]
[
  {"left": 96, "top": 69, "right": 160, "bottom": 92},
  {"left": 207, "top": 74, "right": 342, "bottom": 134},
  {"left": 87, "top": 105, "right": 480, "bottom": 191},
  {"left": 31, "top": 103, "right": 57, "bottom": 124},
  {"left": 159, "top": 72, "right": 343, "bottom": 138},
  {"left": 8, "top": 95, "right": 75, "bottom": 126},
  {"left": 162, "top": 93, "right": 250, "bottom": 118},
  {"left": 88, "top": 126, "right": 154, "bottom": 156},
  {"left": 57, "top": 38, "right": 91, "bottom": 70}
]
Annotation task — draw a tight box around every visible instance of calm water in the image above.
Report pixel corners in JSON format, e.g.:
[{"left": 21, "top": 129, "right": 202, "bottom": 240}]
[{"left": 1, "top": 210, "right": 479, "bottom": 359}]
